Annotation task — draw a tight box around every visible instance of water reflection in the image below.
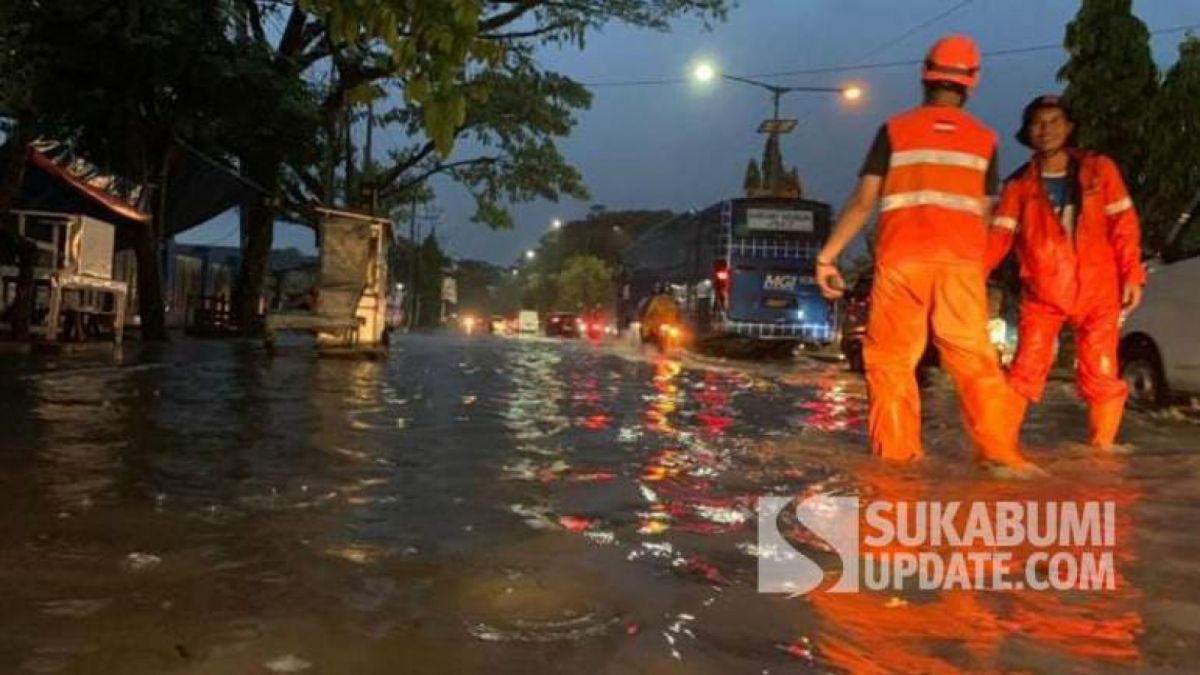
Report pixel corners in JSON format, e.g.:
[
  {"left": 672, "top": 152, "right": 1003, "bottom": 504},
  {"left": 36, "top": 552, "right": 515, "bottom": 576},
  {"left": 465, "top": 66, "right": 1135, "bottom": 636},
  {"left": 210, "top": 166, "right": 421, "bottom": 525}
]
[
  {"left": 0, "top": 336, "right": 1194, "bottom": 673},
  {"left": 807, "top": 457, "right": 1145, "bottom": 673}
]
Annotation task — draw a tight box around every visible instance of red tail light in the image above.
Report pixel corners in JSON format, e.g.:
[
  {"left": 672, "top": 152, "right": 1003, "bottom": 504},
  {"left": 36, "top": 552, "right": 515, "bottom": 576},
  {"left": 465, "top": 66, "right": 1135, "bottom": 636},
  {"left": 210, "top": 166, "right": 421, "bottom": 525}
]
[{"left": 713, "top": 260, "right": 730, "bottom": 304}]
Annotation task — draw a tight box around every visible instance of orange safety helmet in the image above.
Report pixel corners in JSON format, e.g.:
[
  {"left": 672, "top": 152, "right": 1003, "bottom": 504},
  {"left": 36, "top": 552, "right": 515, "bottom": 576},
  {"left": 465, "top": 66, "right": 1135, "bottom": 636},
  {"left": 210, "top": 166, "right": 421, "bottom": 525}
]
[{"left": 922, "top": 34, "right": 981, "bottom": 89}]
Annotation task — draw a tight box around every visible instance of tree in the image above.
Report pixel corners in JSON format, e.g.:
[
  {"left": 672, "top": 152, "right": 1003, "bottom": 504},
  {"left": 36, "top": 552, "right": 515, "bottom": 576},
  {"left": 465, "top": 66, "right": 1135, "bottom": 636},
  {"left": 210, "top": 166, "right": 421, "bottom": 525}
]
[
  {"left": 0, "top": 1, "right": 258, "bottom": 340},
  {"left": 234, "top": 0, "right": 727, "bottom": 328},
  {"left": 455, "top": 258, "right": 506, "bottom": 316},
  {"left": 1143, "top": 34, "right": 1200, "bottom": 246},
  {"left": 520, "top": 270, "right": 557, "bottom": 313},
  {"left": 556, "top": 255, "right": 614, "bottom": 312},
  {"left": 527, "top": 209, "right": 674, "bottom": 279},
  {"left": 414, "top": 232, "right": 448, "bottom": 327},
  {"left": 1058, "top": 0, "right": 1158, "bottom": 196}
]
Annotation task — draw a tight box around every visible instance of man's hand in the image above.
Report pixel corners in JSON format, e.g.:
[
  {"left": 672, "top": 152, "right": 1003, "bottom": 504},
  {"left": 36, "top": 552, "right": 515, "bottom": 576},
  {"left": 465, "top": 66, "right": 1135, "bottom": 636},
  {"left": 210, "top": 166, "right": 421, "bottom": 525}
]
[
  {"left": 817, "top": 261, "right": 846, "bottom": 299},
  {"left": 1121, "top": 282, "right": 1143, "bottom": 313}
]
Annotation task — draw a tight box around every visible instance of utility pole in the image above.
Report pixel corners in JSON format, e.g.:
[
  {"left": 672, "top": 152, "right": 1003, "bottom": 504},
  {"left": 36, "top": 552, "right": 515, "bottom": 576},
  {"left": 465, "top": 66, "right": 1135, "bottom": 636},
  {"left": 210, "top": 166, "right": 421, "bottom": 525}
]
[
  {"left": 362, "top": 101, "right": 378, "bottom": 215},
  {"left": 408, "top": 195, "right": 418, "bottom": 330},
  {"left": 343, "top": 105, "right": 355, "bottom": 208}
]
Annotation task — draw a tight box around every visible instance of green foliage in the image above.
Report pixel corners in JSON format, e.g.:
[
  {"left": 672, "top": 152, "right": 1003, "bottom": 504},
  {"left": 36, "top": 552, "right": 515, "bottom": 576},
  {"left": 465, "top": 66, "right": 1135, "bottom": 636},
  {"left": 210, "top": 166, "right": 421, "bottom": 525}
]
[
  {"left": 556, "top": 255, "right": 614, "bottom": 312},
  {"left": 520, "top": 270, "right": 558, "bottom": 312},
  {"left": 298, "top": 0, "right": 727, "bottom": 229},
  {"left": 302, "top": 0, "right": 727, "bottom": 159},
  {"left": 531, "top": 209, "right": 674, "bottom": 274},
  {"left": 454, "top": 258, "right": 509, "bottom": 315},
  {"left": 1058, "top": 0, "right": 1158, "bottom": 194},
  {"left": 303, "top": 0, "right": 501, "bottom": 155},
  {"left": 1143, "top": 35, "right": 1200, "bottom": 245},
  {"left": 3, "top": 2, "right": 236, "bottom": 177},
  {"left": 415, "top": 232, "right": 449, "bottom": 327}
]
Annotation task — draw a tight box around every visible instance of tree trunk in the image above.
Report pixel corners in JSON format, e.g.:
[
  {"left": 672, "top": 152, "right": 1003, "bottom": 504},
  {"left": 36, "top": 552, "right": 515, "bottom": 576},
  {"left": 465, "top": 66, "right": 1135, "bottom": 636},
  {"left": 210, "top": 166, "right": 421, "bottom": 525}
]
[
  {"left": 0, "top": 123, "right": 34, "bottom": 339},
  {"left": 133, "top": 217, "right": 168, "bottom": 340},
  {"left": 233, "top": 157, "right": 279, "bottom": 335}
]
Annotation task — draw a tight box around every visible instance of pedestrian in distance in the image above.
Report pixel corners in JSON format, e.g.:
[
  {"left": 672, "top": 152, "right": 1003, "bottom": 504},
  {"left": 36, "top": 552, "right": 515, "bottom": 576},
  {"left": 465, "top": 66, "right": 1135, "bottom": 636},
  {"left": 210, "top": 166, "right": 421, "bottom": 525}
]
[
  {"left": 985, "top": 94, "right": 1145, "bottom": 450},
  {"left": 816, "top": 35, "right": 1037, "bottom": 474}
]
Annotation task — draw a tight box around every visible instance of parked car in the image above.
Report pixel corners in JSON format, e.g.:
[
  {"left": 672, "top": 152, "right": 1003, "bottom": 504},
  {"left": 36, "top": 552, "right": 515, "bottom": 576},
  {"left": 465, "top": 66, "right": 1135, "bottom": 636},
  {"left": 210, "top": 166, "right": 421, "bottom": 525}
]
[
  {"left": 545, "top": 312, "right": 580, "bottom": 338},
  {"left": 1120, "top": 192, "right": 1200, "bottom": 406},
  {"left": 839, "top": 273, "right": 1016, "bottom": 373}
]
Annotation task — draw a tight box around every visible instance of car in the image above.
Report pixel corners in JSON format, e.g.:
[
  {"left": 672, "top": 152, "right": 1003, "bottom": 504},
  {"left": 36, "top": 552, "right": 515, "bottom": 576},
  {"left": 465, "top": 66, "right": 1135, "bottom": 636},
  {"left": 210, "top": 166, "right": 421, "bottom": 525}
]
[
  {"left": 545, "top": 312, "right": 580, "bottom": 338},
  {"left": 578, "top": 309, "right": 613, "bottom": 341},
  {"left": 839, "top": 273, "right": 1015, "bottom": 373},
  {"left": 1119, "top": 192, "right": 1200, "bottom": 407}
]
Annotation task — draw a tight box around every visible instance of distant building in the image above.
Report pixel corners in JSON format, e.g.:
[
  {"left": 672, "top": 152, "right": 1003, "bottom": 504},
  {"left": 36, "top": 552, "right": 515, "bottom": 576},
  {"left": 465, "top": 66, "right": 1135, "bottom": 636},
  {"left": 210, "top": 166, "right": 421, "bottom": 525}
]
[{"left": 154, "top": 242, "right": 316, "bottom": 327}]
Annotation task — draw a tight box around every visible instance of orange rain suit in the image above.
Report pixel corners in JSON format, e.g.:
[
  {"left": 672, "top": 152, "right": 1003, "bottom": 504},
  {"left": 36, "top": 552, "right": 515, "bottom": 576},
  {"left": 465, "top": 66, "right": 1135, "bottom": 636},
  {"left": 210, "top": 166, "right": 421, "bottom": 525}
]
[
  {"left": 986, "top": 150, "right": 1145, "bottom": 446},
  {"left": 864, "top": 105, "right": 1022, "bottom": 462}
]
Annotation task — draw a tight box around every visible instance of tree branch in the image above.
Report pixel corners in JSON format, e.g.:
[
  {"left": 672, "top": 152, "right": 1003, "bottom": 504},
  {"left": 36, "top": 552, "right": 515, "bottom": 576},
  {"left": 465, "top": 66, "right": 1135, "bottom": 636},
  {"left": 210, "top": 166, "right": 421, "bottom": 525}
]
[
  {"left": 321, "top": 58, "right": 391, "bottom": 113},
  {"left": 385, "top": 156, "right": 500, "bottom": 197},
  {"left": 480, "top": 20, "right": 573, "bottom": 40},
  {"left": 239, "top": 0, "right": 268, "bottom": 45},
  {"left": 375, "top": 139, "right": 438, "bottom": 188},
  {"left": 288, "top": 162, "right": 324, "bottom": 202},
  {"left": 294, "top": 21, "right": 328, "bottom": 66},
  {"left": 480, "top": 1, "right": 540, "bottom": 32},
  {"left": 276, "top": 3, "right": 311, "bottom": 59}
]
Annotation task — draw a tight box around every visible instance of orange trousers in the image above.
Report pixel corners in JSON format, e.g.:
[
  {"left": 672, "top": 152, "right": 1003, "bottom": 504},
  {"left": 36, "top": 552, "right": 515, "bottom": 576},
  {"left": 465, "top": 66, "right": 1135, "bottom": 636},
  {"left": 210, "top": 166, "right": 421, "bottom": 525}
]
[
  {"left": 863, "top": 262, "right": 1021, "bottom": 462},
  {"left": 1009, "top": 300, "right": 1127, "bottom": 404},
  {"left": 1008, "top": 299, "right": 1128, "bottom": 447}
]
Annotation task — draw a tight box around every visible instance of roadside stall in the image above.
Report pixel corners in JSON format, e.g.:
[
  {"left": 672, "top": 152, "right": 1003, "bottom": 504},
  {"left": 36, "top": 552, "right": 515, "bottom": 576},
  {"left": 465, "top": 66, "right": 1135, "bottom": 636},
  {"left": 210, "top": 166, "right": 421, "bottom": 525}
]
[
  {"left": 1, "top": 147, "right": 142, "bottom": 346},
  {"left": 264, "top": 207, "right": 393, "bottom": 358}
]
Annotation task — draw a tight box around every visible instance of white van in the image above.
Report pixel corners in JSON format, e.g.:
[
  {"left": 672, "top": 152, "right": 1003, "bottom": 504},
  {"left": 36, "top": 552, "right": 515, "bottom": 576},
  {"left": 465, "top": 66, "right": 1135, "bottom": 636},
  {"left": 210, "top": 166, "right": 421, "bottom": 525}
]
[
  {"left": 1120, "top": 193, "right": 1200, "bottom": 405},
  {"left": 517, "top": 310, "right": 540, "bottom": 335}
]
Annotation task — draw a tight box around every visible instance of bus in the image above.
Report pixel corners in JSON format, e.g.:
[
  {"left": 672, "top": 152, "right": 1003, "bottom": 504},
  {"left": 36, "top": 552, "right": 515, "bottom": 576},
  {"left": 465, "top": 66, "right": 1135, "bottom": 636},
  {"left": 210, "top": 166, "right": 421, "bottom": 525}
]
[{"left": 618, "top": 196, "right": 835, "bottom": 353}]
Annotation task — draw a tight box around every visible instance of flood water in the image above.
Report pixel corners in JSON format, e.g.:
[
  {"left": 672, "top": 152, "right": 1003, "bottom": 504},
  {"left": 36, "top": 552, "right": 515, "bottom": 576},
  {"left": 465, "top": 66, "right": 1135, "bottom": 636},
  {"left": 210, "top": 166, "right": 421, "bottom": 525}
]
[{"left": 1, "top": 334, "right": 1198, "bottom": 674}]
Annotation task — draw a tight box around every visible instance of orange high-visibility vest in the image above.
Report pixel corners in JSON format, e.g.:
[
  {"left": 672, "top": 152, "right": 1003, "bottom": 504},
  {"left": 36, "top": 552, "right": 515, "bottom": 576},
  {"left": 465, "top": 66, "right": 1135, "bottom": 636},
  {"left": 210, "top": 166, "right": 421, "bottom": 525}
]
[{"left": 876, "top": 105, "right": 998, "bottom": 267}]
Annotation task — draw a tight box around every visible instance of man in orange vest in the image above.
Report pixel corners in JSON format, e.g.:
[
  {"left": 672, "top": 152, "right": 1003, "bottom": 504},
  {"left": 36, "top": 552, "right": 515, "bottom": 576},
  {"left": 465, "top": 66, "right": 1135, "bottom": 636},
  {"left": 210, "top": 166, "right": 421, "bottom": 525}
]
[
  {"left": 986, "top": 95, "right": 1145, "bottom": 450},
  {"left": 817, "top": 35, "right": 1033, "bottom": 470}
]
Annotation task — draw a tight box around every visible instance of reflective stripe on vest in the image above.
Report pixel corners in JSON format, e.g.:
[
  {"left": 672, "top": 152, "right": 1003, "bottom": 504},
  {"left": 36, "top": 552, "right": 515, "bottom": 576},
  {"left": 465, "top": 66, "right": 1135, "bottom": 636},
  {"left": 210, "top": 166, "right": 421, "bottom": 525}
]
[
  {"left": 891, "top": 149, "right": 990, "bottom": 171},
  {"left": 880, "top": 190, "right": 985, "bottom": 216}
]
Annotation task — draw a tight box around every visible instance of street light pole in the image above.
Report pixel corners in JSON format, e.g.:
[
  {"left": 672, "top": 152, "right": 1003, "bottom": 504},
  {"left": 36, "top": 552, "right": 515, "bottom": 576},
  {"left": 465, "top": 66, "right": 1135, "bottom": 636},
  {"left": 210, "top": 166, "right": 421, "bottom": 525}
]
[
  {"left": 716, "top": 73, "right": 850, "bottom": 122},
  {"left": 692, "top": 63, "right": 864, "bottom": 199}
]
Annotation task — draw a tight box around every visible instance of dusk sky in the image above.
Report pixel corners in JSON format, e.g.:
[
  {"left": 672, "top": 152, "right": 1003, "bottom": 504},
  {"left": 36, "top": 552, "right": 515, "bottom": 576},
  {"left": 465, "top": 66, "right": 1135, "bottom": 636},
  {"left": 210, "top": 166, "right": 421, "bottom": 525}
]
[{"left": 179, "top": 0, "right": 1200, "bottom": 265}]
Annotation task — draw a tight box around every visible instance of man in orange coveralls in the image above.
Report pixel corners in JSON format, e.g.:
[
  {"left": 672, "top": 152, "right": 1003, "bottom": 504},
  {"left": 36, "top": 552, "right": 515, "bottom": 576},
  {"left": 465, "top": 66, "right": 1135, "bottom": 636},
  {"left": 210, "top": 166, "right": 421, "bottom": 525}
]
[
  {"left": 986, "top": 94, "right": 1145, "bottom": 449},
  {"left": 817, "top": 35, "right": 1033, "bottom": 471}
]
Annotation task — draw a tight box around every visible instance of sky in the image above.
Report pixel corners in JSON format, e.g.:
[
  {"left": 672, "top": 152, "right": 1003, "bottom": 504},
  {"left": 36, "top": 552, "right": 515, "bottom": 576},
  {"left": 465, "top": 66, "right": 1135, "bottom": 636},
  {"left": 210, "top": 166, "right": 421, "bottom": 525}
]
[{"left": 178, "top": 0, "right": 1200, "bottom": 265}]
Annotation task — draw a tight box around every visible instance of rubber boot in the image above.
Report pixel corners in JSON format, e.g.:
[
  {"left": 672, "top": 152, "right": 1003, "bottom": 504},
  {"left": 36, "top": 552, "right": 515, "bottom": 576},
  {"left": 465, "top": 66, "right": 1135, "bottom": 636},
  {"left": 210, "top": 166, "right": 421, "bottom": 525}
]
[
  {"left": 1087, "top": 395, "right": 1126, "bottom": 450},
  {"left": 977, "top": 394, "right": 1045, "bottom": 477},
  {"left": 979, "top": 394, "right": 1025, "bottom": 464}
]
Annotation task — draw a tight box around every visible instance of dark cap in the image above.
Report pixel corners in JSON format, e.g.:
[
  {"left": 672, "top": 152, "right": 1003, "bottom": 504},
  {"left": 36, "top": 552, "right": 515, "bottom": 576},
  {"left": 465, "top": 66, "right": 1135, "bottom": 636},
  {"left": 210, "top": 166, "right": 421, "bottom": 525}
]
[{"left": 1017, "top": 94, "right": 1076, "bottom": 148}]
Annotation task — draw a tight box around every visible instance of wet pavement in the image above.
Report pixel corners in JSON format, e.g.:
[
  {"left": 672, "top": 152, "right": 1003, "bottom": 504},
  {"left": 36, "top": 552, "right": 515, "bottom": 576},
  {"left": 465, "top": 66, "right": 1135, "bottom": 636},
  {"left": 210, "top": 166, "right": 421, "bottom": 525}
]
[{"left": 1, "top": 333, "right": 1199, "bottom": 674}]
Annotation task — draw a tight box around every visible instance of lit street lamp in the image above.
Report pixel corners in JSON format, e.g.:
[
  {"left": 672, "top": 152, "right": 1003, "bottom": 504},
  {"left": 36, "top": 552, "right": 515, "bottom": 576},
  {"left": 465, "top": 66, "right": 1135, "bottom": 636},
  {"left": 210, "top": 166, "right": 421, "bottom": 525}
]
[
  {"left": 525, "top": 249, "right": 536, "bottom": 261},
  {"left": 551, "top": 218, "right": 563, "bottom": 230},
  {"left": 691, "top": 61, "right": 864, "bottom": 121}
]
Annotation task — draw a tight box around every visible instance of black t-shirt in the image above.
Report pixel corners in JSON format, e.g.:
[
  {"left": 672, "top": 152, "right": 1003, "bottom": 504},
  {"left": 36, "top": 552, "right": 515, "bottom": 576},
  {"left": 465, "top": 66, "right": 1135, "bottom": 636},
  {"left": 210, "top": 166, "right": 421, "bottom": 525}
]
[{"left": 858, "top": 125, "right": 1000, "bottom": 196}]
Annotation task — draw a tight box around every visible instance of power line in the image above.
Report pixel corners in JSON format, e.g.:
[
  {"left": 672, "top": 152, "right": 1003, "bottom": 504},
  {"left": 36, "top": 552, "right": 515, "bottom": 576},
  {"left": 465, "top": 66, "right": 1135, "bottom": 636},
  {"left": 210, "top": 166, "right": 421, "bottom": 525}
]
[
  {"left": 858, "top": 0, "right": 975, "bottom": 61},
  {"left": 581, "top": 21, "right": 1200, "bottom": 88}
]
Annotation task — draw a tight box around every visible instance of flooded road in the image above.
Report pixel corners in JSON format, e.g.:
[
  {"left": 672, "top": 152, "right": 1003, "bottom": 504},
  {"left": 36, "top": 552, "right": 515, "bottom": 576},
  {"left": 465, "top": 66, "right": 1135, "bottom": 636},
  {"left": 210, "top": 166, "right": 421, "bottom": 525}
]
[{"left": 1, "top": 334, "right": 1199, "bottom": 674}]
